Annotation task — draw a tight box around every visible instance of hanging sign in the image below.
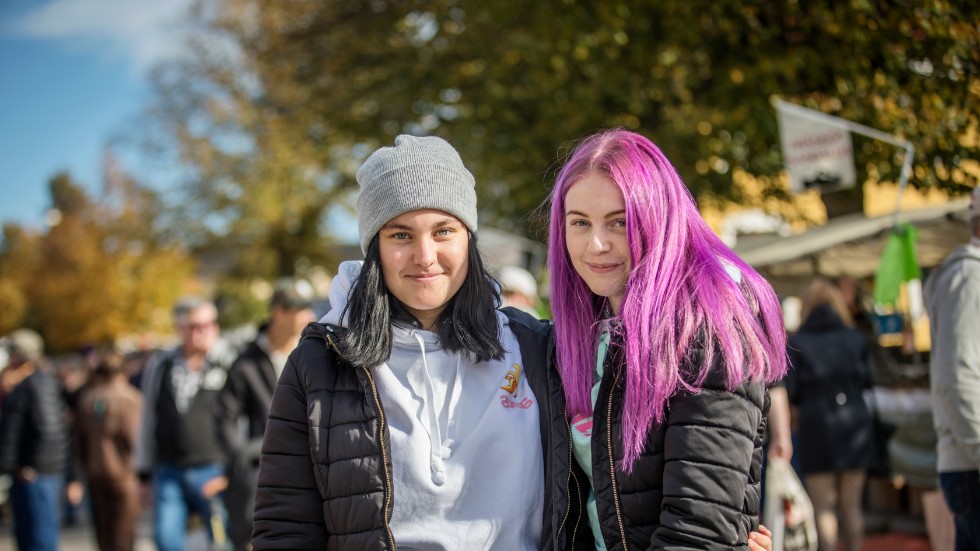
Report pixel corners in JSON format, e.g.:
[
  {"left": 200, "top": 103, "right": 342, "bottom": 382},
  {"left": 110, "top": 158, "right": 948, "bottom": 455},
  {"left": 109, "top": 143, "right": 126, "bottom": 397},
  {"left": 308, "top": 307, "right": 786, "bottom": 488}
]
[{"left": 776, "top": 102, "right": 857, "bottom": 193}]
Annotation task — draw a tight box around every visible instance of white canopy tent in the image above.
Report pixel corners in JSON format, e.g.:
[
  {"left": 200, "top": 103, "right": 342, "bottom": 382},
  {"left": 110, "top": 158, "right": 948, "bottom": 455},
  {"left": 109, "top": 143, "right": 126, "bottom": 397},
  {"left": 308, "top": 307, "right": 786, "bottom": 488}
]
[{"left": 732, "top": 198, "right": 971, "bottom": 294}]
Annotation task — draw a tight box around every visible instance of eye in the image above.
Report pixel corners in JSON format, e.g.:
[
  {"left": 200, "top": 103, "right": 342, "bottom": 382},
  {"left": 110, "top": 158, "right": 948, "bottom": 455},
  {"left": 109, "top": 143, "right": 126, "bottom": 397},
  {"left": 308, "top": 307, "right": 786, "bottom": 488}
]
[
  {"left": 434, "top": 227, "right": 453, "bottom": 237},
  {"left": 568, "top": 218, "right": 590, "bottom": 227},
  {"left": 389, "top": 231, "right": 411, "bottom": 240},
  {"left": 611, "top": 218, "right": 627, "bottom": 229}
]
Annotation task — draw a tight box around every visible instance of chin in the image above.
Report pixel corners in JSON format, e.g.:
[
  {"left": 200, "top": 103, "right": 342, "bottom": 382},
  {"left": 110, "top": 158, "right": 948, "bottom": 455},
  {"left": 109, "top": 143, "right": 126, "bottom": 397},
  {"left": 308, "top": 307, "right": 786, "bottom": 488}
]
[
  {"left": 406, "top": 299, "right": 447, "bottom": 314},
  {"left": 585, "top": 284, "right": 617, "bottom": 300}
]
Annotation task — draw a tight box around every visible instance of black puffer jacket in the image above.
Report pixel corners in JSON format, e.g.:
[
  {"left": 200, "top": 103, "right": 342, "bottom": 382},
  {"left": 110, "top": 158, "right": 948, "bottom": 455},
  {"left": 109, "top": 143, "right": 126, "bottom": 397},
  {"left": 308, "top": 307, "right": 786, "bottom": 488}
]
[
  {"left": 251, "top": 307, "right": 564, "bottom": 550},
  {"left": 0, "top": 370, "right": 69, "bottom": 475},
  {"left": 215, "top": 337, "right": 278, "bottom": 468},
  {"left": 552, "top": 342, "right": 769, "bottom": 551},
  {"left": 786, "top": 304, "right": 873, "bottom": 474}
]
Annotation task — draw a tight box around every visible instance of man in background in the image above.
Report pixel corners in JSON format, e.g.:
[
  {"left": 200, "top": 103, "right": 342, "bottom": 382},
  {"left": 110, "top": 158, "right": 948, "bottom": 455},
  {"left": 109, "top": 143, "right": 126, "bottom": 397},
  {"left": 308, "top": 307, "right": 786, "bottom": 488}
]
[
  {"left": 215, "top": 278, "right": 316, "bottom": 551},
  {"left": 924, "top": 186, "right": 980, "bottom": 551},
  {"left": 0, "top": 329, "right": 68, "bottom": 551},
  {"left": 135, "top": 297, "right": 235, "bottom": 551}
]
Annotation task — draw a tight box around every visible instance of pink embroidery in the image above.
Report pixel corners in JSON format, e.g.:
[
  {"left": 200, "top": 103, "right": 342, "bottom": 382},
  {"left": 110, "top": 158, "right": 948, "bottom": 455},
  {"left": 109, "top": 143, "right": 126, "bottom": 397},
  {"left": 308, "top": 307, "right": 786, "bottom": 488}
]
[
  {"left": 499, "top": 394, "right": 534, "bottom": 409},
  {"left": 571, "top": 414, "right": 593, "bottom": 437}
]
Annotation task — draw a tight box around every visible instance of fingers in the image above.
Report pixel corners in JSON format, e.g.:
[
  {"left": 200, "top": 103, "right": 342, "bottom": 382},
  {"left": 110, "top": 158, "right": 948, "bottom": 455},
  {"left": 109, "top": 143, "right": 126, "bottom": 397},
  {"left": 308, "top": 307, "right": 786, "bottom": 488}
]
[{"left": 749, "top": 526, "right": 773, "bottom": 551}]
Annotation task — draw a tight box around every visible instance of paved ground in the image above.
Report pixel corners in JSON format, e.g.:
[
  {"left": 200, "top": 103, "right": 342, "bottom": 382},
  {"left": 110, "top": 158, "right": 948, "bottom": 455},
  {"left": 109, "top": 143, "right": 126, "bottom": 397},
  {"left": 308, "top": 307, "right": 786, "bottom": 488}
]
[
  {"left": 0, "top": 519, "right": 937, "bottom": 551},
  {"left": 0, "top": 510, "right": 210, "bottom": 551}
]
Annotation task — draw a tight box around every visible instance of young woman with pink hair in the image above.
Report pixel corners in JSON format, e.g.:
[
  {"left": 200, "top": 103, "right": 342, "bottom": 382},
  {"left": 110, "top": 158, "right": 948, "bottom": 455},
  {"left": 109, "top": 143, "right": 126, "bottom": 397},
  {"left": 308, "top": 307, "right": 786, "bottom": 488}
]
[{"left": 546, "top": 129, "right": 787, "bottom": 550}]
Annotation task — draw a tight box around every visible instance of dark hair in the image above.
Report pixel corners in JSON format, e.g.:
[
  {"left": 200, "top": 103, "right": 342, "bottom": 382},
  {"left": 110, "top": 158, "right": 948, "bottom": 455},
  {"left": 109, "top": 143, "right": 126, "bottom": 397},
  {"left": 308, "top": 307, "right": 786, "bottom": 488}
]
[
  {"left": 91, "top": 349, "right": 124, "bottom": 383},
  {"left": 339, "top": 233, "right": 504, "bottom": 367}
]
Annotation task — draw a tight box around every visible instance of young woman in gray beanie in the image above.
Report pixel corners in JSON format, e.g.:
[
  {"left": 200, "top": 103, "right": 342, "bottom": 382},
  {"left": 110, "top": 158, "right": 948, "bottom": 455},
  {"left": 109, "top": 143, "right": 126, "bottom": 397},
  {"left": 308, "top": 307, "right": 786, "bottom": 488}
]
[{"left": 250, "top": 135, "right": 559, "bottom": 550}]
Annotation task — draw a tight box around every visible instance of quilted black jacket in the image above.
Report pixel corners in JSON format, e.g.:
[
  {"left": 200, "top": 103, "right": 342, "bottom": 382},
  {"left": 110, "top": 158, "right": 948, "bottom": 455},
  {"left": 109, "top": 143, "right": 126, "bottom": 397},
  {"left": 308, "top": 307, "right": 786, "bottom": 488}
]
[
  {"left": 786, "top": 304, "right": 874, "bottom": 474},
  {"left": 251, "top": 307, "right": 565, "bottom": 550},
  {"left": 0, "top": 370, "right": 69, "bottom": 475},
  {"left": 215, "top": 338, "right": 278, "bottom": 468},
  {"left": 553, "top": 342, "right": 769, "bottom": 551}
]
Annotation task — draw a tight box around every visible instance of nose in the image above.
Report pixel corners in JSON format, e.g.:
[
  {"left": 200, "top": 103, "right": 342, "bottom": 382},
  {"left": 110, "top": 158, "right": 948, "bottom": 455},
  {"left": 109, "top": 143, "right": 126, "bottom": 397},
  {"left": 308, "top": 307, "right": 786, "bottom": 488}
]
[
  {"left": 587, "top": 228, "right": 611, "bottom": 254},
  {"left": 414, "top": 236, "right": 437, "bottom": 267}
]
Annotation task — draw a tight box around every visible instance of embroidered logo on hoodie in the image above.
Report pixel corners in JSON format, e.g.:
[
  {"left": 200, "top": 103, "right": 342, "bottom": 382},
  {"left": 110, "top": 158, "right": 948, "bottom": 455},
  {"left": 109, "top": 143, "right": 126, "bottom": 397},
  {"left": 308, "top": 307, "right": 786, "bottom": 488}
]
[{"left": 500, "top": 363, "right": 533, "bottom": 409}]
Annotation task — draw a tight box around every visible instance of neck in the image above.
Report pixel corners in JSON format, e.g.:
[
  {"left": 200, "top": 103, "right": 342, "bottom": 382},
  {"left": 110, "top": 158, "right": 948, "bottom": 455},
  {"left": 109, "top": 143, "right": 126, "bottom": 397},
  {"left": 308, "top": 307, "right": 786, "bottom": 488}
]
[
  {"left": 181, "top": 347, "right": 208, "bottom": 370},
  {"left": 418, "top": 317, "right": 439, "bottom": 332},
  {"left": 266, "top": 324, "right": 298, "bottom": 354}
]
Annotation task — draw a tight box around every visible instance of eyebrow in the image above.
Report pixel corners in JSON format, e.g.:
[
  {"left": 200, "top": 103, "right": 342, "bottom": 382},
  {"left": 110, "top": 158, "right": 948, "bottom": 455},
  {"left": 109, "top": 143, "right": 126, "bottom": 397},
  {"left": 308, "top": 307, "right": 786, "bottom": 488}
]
[
  {"left": 565, "top": 209, "right": 626, "bottom": 218},
  {"left": 381, "top": 218, "right": 459, "bottom": 231}
]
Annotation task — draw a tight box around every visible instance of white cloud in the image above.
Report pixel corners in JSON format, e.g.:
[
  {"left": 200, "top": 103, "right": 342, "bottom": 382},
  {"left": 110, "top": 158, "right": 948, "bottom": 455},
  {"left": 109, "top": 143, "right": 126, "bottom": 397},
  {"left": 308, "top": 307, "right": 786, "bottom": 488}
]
[{"left": 5, "top": 0, "right": 197, "bottom": 72}]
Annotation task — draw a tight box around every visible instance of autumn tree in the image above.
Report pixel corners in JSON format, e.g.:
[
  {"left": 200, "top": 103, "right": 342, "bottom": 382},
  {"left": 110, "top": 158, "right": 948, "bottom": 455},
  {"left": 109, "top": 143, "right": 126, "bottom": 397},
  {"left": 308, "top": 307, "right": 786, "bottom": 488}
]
[
  {"left": 0, "top": 225, "right": 40, "bottom": 335},
  {"left": 0, "top": 171, "right": 193, "bottom": 352}
]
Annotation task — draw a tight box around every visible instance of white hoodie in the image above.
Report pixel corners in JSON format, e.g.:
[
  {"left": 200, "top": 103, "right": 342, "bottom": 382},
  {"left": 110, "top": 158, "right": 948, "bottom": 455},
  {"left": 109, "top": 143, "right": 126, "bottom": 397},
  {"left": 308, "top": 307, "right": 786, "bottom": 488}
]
[{"left": 322, "top": 261, "right": 544, "bottom": 550}]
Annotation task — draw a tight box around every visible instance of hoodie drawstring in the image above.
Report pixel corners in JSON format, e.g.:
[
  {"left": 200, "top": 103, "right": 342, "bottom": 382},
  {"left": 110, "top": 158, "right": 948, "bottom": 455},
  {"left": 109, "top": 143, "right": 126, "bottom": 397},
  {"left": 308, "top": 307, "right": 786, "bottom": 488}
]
[{"left": 412, "top": 330, "right": 464, "bottom": 486}]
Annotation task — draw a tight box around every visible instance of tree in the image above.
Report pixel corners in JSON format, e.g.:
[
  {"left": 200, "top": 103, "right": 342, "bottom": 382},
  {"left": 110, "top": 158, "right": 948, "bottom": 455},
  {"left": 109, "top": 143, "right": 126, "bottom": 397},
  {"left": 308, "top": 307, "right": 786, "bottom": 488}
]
[
  {"left": 0, "top": 225, "right": 39, "bottom": 335},
  {"left": 0, "top": 171, "right": 194, "bottom": 352},
  {"left": 138, "top": 1, "right": 344, "bottom": 283},
  {"left": 144, "top": 0, "right": 977, "bottom": 240}
]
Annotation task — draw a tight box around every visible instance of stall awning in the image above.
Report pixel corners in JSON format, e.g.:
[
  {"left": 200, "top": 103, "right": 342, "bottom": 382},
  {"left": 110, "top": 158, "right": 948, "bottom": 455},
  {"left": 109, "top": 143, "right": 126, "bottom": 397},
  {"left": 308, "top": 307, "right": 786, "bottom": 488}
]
[{"left": 733, "top": 199, "right": 971, "bottom": 277}]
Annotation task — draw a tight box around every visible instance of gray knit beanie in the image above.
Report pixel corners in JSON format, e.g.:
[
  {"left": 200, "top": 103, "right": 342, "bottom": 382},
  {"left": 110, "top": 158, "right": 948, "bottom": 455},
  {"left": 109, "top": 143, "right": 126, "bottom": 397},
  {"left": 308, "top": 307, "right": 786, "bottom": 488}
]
[{"left": 355, "top": 134, "right": 478, "bottom": 255}]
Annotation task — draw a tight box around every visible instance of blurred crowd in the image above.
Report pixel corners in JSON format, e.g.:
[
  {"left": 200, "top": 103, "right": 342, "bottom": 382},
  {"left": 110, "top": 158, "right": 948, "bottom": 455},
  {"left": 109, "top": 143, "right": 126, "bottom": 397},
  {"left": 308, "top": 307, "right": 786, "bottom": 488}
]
[{"left": 0, "top": 277, "right": 319, "bottom": 551}]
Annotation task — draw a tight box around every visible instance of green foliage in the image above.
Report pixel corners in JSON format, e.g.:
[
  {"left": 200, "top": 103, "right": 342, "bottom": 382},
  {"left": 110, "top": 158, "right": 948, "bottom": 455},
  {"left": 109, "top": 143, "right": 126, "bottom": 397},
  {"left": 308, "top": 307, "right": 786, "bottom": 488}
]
[
  {"left": 147, "top": 0, "right": 978, "bottom": 241},
  {"left": 214, "top": 278, "right": 269, "bottom": 329},
  {"left": 141, "top": 1, "right": 343, "bottom": 280}
]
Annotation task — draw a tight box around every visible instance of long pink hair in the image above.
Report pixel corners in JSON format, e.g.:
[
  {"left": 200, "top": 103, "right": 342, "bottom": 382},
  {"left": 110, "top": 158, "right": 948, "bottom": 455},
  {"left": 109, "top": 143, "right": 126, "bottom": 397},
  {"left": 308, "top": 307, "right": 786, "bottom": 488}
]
[{"left": 548, "top": 129, "right": 787, "bottom": 471}]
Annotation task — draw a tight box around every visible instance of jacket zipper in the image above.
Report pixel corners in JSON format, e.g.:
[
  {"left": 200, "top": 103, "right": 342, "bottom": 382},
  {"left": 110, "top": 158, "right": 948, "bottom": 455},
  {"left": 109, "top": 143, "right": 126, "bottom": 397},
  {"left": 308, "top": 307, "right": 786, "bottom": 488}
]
[
  {"left": 569, "top": 467, "right": 582, "bottom": 551},
  {"left": 606, "top": 368, "right": 628, "bottom": 550},
  {"left": 361, "top": 366, "right": 397, "bottom": 550},
  {"left": 321, "top": 331, "right": 395, "bottom": 549},
  {"left": 556, "top": 402, "right": 580, "bottom": 551}
]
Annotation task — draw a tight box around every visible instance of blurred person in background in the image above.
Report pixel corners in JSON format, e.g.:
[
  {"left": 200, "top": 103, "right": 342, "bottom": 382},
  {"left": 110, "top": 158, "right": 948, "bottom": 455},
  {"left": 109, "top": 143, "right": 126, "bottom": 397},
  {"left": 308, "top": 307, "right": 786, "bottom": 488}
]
[
  {"left": 497, "top": 265, "right": 542, "bottom": 318},
  {"left": 0, "top": 329, "right": 69, "bottom": 551},
  {"left": 55, "top": 353, "right": 89, "bottom": 528},
  {"left": 135, "top": 297, "right": 234, "bottom": 551},
  {"left": 75, "top": 350, "right": 143, "bottom": 551},
  {"left": 786, "top": 279, "right": 874, "bottom": 551},
  {"left": 767, "top": 297, "right": 800, "bottom": 465},
  {"left": 834, "top": 276, "right": 872, "bottom": 333},
  {"left": 215, "top": 278, "right": 316, "bottom": 551},
  {"left": 924, "top": 186, "right": 980, "bottom": 551}
]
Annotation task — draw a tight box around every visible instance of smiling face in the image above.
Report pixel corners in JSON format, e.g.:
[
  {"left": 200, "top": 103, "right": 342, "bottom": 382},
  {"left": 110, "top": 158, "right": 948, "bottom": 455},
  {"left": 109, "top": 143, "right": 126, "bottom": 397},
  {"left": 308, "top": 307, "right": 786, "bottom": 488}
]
[
  {"left": 564, "top": 172, "right": 632, "bottom": 314},
  {"left": 379, "top": 209, "right": 470, "bottom": 330}
]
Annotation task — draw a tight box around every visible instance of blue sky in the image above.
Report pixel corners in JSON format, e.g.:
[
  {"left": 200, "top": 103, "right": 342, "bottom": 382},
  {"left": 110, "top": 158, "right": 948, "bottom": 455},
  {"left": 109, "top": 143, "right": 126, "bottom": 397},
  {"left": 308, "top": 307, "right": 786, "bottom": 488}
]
[{"left": 0, "top": 0, "right": 193, "bottom": 229}]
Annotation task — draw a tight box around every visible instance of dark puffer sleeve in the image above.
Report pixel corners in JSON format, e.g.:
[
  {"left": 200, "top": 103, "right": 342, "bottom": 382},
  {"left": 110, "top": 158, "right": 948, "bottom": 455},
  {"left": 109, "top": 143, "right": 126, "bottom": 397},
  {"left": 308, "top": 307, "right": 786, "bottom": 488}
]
[
  {"left": 649, "top": 370, "right": 766, "bottom": 550},
  {"left": 252, "top": 343, "right": 328, "bottom": 549}
]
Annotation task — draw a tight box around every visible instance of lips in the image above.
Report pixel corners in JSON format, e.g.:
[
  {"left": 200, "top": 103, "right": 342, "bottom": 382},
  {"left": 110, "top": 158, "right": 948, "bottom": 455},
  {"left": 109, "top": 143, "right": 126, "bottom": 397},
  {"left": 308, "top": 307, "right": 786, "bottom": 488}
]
[
  {"left": 408, "top": 273, "right": 442, "bottom": 282},
  {"left": 586, "top": 262, "right": 623, "bottom": 274}
]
